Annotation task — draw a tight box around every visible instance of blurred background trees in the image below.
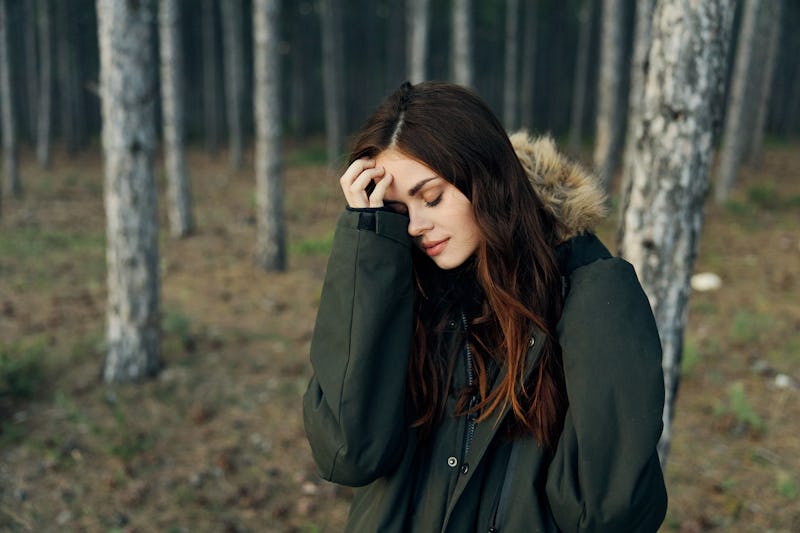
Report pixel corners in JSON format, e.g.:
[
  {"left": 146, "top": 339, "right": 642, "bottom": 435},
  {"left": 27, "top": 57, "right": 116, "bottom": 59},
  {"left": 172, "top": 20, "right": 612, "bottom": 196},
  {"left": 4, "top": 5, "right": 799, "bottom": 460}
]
[{"left": 0, "top": 0, "right": 796, "bottom": 175}]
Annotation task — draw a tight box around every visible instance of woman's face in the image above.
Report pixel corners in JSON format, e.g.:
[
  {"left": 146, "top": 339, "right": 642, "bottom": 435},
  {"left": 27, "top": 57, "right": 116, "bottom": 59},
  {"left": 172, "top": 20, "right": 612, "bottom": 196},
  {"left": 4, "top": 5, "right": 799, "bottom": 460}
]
[{"left": 376, "top": 149, "right": 480, "bottom": 270}]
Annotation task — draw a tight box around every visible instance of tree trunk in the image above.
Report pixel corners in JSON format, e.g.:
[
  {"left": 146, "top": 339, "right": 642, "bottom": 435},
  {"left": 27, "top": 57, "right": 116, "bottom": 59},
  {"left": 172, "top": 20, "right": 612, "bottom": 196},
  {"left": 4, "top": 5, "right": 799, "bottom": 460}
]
[
  {"left": 254, "top": 0, "right": 286, "bottom": 271},
  {"left": 451, "top": 0, "right": 472, "bottom": 87},
  {"left": 0, "top": 0, "right": 20, "bottom": 199},
  {"left": 56, "top": 0, "right": 77, "bottom": 154},
  {"left": 221, "top": 0, "right": 245, "bottom": 169},
  {"left": 618, "top": 0, "right": 734, "bottom": 465},
  {"left": 159, "top": 0, "right": 193, "bottom": 238},
  {"left": 36, "top": 0, "right": 52, "bottom": 169},
  {"left": 201, "top": 0, "right": 220, "bottom": 155},
  {"left": 617, "top": 0, "right": 655, "bottom": 218},
  {"left": 748, "top": 0, "right": 783, "bottom": 167},
  {"left": 714, "top": 0, "right": 760, "bottom": 204},
  {"left": 97, "top": 0, "right": 161, "bottom": 382},
  {"left": 406, "top": 0, "right": 430, "bottom": 84},
  {"left": 519, "top": 0, "right": 537, "bottom": 130},
  {"left": 502, "top": 0, "right": 520, "bottom": 130},
  {"left": 320, "top": 0, "right": 344, "bottom": 166},
  {"left": 568, "top": 0, "right": 594, "bottom": 156},
  {"left": 593, "top": 0, "right": 625, "bottom": 189},
  {"left": 24, "top": 0, "right": 38, "bottom": 144},
  {"left": 384, "top": 0, "right": 404, "bottom": 91}
]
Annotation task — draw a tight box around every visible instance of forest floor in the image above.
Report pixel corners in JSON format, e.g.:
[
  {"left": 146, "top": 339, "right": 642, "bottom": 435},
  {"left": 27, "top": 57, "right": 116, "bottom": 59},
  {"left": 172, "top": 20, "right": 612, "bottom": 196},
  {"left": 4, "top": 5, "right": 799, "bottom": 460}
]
[{"left": 0, "top": 141, "right": 798, "bottom": 533}]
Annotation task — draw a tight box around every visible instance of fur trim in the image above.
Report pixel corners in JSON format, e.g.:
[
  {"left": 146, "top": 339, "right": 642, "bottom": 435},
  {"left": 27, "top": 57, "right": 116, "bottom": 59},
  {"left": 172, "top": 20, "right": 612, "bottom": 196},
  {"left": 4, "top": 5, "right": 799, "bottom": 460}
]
[{"left": 510, "top": 131, "right": 608, "bottom": 243}]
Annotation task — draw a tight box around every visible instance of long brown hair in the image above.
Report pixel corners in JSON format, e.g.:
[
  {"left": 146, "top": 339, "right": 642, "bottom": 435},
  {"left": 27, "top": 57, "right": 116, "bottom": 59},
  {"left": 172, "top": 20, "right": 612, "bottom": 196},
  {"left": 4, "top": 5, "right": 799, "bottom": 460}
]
[{"left": 348, "top": 82, "right": 567, "bottom": 450}]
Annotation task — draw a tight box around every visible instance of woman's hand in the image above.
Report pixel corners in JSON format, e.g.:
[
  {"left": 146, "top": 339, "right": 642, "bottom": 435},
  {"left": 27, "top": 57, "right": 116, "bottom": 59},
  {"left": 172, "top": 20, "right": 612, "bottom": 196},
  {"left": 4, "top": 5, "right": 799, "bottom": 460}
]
[{"left": 339, "top": 158, "right": 394, "bottom": 208}]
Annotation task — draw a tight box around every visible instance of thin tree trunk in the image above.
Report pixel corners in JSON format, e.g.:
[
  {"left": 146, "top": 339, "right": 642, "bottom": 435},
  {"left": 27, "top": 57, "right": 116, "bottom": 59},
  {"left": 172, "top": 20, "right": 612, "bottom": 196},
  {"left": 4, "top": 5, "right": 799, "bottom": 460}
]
[
  {"left": 320, "top": 0, "right": 344, "bottom": 166},
  {"left": 221, "top": 0, "right": 245, "bottom": 169},
  {"left": 159, "top": 0, "right": 193, "bottom": 237},
  {"left": 406, "top": 0, "right": 430, "bottom": 84},
  {"left": 385, "top": 0, "right": 404, "bottom": 90},
  {"left": 56, "top": 0, "right": 77, "bottom": 154},
  {"left": 618, "top": 0, "right": 734, "bottom": 465},
  {"left": 617, "top": 0, "right": 655, "bottom": 222},
  {"left": 201, "top": 0, "right": 220, "bottom": 155},
  {"left": 593, "top": 0, "right": 625, "bottom": 189},
  {"left": 748, "top": 0, "right": 783, "bottom": 167},
  {"left": 714, "top": 0, "right": 760, "bottom": 204},
  {"left": 254, "top": 0, "right": 286, "bottom": 271},
  {"left": 451, "top": 0, "right": 472, "bottom": 87},
  {"left": 24, "top": 1, "right": 38, "bottom": 144},
  {"left": 288, "top": 3, "right": 307, "bottom": 139},
  {"left": 503, "top": 0, "right": 520, "bottom": 130},
  {"left": 36, "top": 0, "right": 52, "bottom": 168},
  {"left": 0, "top": 0, "right": 20, "bottom": 199},
  {"left": 97, "top": 0, "right": 161, "bottom": 382},
  {"left": 568, "top": 0, "right": 594, "bottom": 156},
  {"left": 519, "top": 0, "right": 537, "bottom": 130}
]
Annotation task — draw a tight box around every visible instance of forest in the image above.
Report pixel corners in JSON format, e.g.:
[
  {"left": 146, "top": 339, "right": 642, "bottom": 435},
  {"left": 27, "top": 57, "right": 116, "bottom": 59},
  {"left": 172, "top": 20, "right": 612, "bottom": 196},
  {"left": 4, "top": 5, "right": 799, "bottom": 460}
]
[{"left": 1, "top": 0, "right": 799, "bottom": 531}]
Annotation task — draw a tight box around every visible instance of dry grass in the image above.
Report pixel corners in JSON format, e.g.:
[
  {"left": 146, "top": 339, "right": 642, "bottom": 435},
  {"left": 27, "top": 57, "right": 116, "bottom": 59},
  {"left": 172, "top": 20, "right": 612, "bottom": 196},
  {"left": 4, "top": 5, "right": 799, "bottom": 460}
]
[{"left": 0, "top": 142, "right": 798, "bottom": 532}]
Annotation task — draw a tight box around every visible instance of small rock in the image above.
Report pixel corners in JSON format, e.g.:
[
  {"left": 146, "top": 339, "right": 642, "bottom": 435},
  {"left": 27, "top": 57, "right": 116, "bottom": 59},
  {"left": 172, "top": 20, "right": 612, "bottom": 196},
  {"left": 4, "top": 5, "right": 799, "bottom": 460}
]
[
  {"left": 301, "top": 481, "right": 318, "bottom": 495},
  {"left": 691, "top": 272, "right": 722, "bottom": 292},
  {"left": 14, "top": 488, "right": 28, "bottom": 502},
  {"left": 774, "top": 374, "right": 793, "bottom": 389},
  {"left": 189, "top": 471, "right": 206, "bottom": 488},
  {"left": 56, "top": 510, "right": 72, "bottom": 526}
]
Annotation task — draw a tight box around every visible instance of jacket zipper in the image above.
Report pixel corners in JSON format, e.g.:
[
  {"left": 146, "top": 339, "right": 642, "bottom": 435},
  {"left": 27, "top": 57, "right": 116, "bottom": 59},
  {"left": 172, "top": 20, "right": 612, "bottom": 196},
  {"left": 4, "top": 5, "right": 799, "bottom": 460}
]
[{"left": 461, "top": 311, "right": 478, "bottom": 462}]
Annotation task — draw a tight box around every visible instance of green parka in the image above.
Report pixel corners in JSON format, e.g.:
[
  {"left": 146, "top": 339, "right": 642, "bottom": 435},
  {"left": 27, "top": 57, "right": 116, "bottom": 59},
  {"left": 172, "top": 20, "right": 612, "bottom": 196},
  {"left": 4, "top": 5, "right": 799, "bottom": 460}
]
[{"left": 303, "top": 135, "right": 668, "bottom": 532}]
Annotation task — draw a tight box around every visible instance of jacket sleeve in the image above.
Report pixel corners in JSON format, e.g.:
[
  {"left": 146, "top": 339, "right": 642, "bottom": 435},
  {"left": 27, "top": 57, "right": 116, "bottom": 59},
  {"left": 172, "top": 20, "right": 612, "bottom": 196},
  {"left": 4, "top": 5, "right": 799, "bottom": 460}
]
[
  {"left": 302, "top": 209, "right": 414, "bottom": 487},
  {"left": 546, "top": 257, "right": 668, "bottom": 532}
]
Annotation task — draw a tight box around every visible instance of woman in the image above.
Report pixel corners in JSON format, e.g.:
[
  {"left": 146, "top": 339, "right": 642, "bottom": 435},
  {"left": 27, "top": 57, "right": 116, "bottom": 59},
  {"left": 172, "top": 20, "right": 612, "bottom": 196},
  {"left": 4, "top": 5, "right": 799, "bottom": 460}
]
[{"left": 303, "top": 82, "right": 667, "bottom": 532}]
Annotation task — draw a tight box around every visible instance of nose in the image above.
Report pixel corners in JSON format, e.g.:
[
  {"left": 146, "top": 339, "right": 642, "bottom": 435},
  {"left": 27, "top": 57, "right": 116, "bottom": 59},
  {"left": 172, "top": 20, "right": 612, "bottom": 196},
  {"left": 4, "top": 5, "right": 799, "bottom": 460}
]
[{"left": 407, "top": 207, "right": 433, "bottom": 237}]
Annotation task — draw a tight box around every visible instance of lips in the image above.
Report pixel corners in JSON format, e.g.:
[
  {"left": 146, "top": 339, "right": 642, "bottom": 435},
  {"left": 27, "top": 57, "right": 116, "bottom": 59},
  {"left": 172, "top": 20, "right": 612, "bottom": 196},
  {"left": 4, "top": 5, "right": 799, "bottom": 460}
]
[{"left": 422, "top": 238, "right": 449, "bottom": 257}]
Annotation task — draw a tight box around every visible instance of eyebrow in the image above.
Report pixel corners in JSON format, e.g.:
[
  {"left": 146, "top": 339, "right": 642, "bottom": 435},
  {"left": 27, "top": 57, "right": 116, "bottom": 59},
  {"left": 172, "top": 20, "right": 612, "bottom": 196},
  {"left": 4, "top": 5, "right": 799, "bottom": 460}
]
[{"left": 408, "top": 177, "right": 439, "bottom": 197}]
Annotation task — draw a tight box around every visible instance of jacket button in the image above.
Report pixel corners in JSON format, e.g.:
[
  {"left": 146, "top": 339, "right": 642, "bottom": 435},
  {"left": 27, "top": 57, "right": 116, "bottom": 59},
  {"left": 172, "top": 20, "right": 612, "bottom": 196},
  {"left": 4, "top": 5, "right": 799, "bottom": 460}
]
[
  {"left": 447, "top": 320, "right": 457, "bottom": 329},
  {"left": 529, "top": 336, "right": 535, "bottom": 347},
  {"left": 460, "top": 463, "right": 469, "bottom": 475},
  {"left": 447, "top": 456, "right": 458, "bottom": 468}
]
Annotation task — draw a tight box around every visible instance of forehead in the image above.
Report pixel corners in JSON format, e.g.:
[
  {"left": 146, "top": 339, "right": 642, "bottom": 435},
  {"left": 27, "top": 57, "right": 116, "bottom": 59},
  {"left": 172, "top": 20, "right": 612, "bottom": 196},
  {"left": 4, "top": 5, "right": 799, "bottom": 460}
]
[{"left": 376, "top": 150, "right": 439, "bottom": 193}]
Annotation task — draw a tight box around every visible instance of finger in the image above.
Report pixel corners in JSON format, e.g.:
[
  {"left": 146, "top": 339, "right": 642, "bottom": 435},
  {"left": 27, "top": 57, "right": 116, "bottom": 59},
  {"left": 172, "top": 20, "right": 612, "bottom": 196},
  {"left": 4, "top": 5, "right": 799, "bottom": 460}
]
[
  {"left": 369, "top": 173, "right": 393, "bottom": 208},
  {"left": 350, "top": 166, "right": 385, "bottom": 195},
  {"left": 339, "top": 158, "right": 375, "bottom": 189}
]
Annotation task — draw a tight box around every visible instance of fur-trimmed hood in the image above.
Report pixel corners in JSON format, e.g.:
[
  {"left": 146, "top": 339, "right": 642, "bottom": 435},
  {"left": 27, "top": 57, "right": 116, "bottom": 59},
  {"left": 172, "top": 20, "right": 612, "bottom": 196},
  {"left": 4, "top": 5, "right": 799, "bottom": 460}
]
[{"left": 510, "top": 131, "right": 608, "bottom": 244}]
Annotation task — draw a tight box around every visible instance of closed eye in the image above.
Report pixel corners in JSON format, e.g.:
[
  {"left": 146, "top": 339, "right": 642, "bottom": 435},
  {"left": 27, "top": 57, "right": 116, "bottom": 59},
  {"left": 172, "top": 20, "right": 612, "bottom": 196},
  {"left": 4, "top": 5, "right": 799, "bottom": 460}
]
[{"left": 425, "top": 193, "right": 442, "bottom": 208}]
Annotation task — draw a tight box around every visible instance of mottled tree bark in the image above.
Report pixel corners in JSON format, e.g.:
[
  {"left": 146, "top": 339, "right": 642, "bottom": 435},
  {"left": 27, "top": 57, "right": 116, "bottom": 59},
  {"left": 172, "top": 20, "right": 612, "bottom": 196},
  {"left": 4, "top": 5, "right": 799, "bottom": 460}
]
[
  {"left": 201, "top": 0, "right": 220, "bottom": 155},
  {"left": 221, "top": 0, "right": 245, "bottom": 169},
  {"left": 36, "top": 0, "right": 52, "bottom": 169},
  {"left": 451, "top": 0, "right": 472, "bottom": 87},
  {"left": 0, "top": 0, "right": 20, "bottom": 199},
  {"left": 618, "top": 0, "right": 734, "bottom": 464},
  {"left": 502, "top": 0, "right": 520, "bottom": 130},
  {"left": 568, "top": 0, "right": 594, "bottom": 155},
  {"left": 254, "top": 0, "right": 286, "bottom": 271},
  {"left": 320, "top": 0, "right": 344, "bottom": 166},
  {"left": 715, "top": 0, "right": 761, "bottom": 204},
  {"left": 97, "top": 0, "right": 161, "bottom": 382},
  {"left": 593, "top": 0, "right": 625, "bottom": 189},
  {"left": 618, "top": 0, "right": 655, "bottom": 216},
  {"left": 406, "top": 0, "right": 430, "bottom": 84},
  {"left": 159, "top": 0, "right": 193, "bottom": 238}
]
